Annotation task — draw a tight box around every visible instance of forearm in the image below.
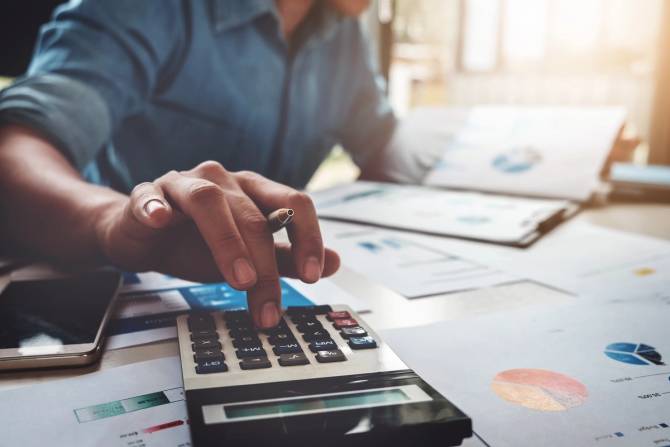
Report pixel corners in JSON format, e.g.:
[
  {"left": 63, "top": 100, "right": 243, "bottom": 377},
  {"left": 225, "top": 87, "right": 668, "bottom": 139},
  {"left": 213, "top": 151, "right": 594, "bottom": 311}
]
[{"left": 0, "top": 124, "right": 126, "bottom": 263}]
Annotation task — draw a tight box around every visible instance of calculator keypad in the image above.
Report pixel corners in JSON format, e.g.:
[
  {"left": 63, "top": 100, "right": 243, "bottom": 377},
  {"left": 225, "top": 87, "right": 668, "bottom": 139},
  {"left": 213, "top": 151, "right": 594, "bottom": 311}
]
[{"left": 186, "top": 305, "right": 378, "bottom": 375}]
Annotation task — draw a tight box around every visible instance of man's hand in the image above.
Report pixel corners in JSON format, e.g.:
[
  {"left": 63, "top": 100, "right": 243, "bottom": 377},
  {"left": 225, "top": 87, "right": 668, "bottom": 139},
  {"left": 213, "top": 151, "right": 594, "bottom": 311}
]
[{"left": 95, "top": 161, "right": 339, "bottom": 328}]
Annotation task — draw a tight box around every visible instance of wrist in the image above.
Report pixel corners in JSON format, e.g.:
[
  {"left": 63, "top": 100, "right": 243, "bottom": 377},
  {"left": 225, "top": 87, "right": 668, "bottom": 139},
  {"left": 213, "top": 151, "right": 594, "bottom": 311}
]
[{"left": 87, "top": 194, "right": 128, "bottom": 264}]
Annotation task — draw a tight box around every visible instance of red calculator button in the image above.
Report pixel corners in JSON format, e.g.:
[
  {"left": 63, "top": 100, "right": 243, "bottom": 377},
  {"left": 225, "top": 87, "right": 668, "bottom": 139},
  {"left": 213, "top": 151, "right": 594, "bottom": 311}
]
[
  {"left": 327, "top": 311, "right": 351, "bottom": 321},
  {"left": 333, "top": 318, "right": 358, "bottom": 329}
]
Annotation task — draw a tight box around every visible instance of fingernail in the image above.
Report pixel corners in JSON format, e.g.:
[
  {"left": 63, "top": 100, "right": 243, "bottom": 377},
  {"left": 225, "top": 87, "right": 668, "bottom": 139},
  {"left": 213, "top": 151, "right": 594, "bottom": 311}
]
[
  {"left": 233, "top": 258, "right": 256, "bottom": 285},
  {"left": 260, "top": 301, "right": 280, "bottom": 328},
  {"left": 303, "top": 256, "right": 321, "bottom": 282},
  {"left": 144, "top": 199, "right": 165, "bottom": 216}
]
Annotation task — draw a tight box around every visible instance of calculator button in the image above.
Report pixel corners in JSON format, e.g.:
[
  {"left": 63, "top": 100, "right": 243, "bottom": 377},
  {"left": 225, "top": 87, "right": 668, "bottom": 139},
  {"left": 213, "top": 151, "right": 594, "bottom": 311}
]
[
  {"left": 286, "top": 305, "right": 332, "bottom": 315},
  {"left": 333, "top": 318, "right": 358, "bottom": 329},
  {"left": 312, "top": 305, "right": 333, "bottom": 314},
  {"left": 302, "top": 329, "right": 331, "bottom": 342},
  {"left": 286, "top": 307, "right": 315, "bottom": 316},
  {"left": 278, "top": 352, "right": 309, "bottom": 366},
  {"left": 273, "top": 342, "right": 303, "bottom": 355},
  {"left": 227, "top": 319, "right": 254, "bottom": 330},
  {"left": 190, "top": 328, "right": 218, "bottom": 341},
  {"left": 289, "top": 314, "right": 318, "bottom": 325},
  {"left": 261, "top": 321, "right": 290, "bottom": 337},
  {"left": 223, "top": 310, "right": 251, "bottom": 324},
  {"left": 192, "top": 338, "right": 222, "bottom": 350},
  {"left": 296, "top": 320, "right": 323, "bottom": 333},
  {"left": 194, "top": 349, "right": 225, "bottom": 362},
  {"left": 236, "top": 345, "right": 267, "bottom": 358},
  {"left": 232, "top": 335, "right": 261, "bottom": 348},
  {"left": 339, "top": 326, "right": 368, "bottom": 338},
  {"left": 316, "top": 349, "right": 346, "bottom": 363},
  {"left": 268, "top": 332, "right": 296, "bottom": 345},
  {"left": 240, "top": 356, "right": 272, "bottom": 370},
  {"left": 327, "top": 311, "right": 351, "bottom": 321},
  {"left": 229, "top": 326, "right": 255, "bottom": 338},
  {"left": 348, "top": 336, "right": 378, "bottom": 350},
  {"left": 309, "top": 339, "right": 337, "bottom": 352},
  {"left": 188, "top": 314, "right": 215, "bottom": 331},
  {"left": 195, "top": 359, "right": 228, "bottom": 374}
]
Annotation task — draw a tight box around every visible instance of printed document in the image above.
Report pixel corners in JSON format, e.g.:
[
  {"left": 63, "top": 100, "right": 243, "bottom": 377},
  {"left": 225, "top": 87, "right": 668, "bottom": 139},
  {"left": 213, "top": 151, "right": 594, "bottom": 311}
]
[
  {"left": 383, "top": 300, "right": 670, "bottom": 447},
  {"left": 0, "top": 357, "right": 190, "bottom": 447},
  {"left": 320, "top": 220, "right": 518, "bottom": 298},
  {"left": 314, "top": 181, "right": 571, "bottom": 246},
  {"left": 424, "top": 106, "right": 626, "bottom": 201}
]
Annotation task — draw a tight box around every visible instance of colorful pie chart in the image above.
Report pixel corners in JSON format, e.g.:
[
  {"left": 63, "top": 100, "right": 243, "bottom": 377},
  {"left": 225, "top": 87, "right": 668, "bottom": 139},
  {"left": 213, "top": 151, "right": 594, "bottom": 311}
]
[
  {"left": 604, "top": 343, "right": 665, "bottom": 366},
  {"left": 491, "top": 368, "right": 588, "bottom": 412},
  {"left": 491, "top": 147, "right": 542, "bottom": 173}
]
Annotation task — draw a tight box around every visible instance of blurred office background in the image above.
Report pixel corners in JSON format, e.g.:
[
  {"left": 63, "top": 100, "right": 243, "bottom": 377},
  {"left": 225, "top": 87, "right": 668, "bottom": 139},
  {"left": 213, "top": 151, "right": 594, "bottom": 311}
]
[{"left": 2, "top": 0, "right": 669, "bottom": 188}]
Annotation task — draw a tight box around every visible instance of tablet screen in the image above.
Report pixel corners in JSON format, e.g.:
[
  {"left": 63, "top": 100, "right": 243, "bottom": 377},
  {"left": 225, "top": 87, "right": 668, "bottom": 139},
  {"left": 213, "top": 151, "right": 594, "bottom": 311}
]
[{"left": 0, "top": 271, "right": 120, "bottom": 351}]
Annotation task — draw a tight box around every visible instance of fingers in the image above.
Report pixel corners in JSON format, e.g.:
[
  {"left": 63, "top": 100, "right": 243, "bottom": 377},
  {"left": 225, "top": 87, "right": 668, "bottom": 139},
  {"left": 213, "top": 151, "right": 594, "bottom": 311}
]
[
  {"left": 236, "top": 171, "right": 325, "bottom": 284},
  {"left": 225, "top": 193, "right": 283, "bottom": 329},
  {"left": 157, "top": 172, "right": 258, "bottom": 291},
  {"left": 129, "top": 182, "right": 173, "bottom": 228},
  {"left": 275, "top": 243, "right": 340, "bottom": 278}
]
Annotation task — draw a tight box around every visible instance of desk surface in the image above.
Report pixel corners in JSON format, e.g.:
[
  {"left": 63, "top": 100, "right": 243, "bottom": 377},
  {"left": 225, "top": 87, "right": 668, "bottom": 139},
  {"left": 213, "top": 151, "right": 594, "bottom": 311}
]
[{"left": 1, "top": 202, "right": 669, "bottom": 392}]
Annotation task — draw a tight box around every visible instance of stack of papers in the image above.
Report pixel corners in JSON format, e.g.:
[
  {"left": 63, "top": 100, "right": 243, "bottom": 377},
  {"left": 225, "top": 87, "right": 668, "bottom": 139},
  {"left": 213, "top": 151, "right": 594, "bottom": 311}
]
[
  {"left": 423, "top": 106, "right": 626, "bottom": 201},
  {"left": 314, "top": 181, "right": 573, "bottom": 246}
]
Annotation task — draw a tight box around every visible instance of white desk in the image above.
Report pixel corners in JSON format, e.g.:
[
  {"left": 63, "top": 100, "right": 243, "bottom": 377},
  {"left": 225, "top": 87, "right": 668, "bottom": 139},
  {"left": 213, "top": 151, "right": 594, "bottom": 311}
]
[{"left": 1, "top": 202, "right": 669, "bottom": 393}]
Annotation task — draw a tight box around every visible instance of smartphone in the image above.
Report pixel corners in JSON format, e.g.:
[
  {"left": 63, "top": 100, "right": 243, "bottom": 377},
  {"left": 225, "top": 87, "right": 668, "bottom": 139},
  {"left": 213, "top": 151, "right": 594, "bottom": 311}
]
[{"left": 0, "top": 269, "right": 122, "bottom": 370}]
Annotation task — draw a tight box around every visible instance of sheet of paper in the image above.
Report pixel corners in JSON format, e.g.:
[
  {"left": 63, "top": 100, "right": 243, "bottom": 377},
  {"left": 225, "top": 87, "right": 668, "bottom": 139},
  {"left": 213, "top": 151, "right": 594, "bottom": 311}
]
[
  {"left": 107, "top": 273, "right": 367, "bottom": 350},
  {"left": 119, "top": 271, "right": 198, "bottom": 294},
  {"left": 382, "top": 300, "right": 670, "bottom": 447},
  {"left": 282, "top": 276, "right": 368, "bottom": 312},
  {"left": 520, "top": 225, "right": 670, "bottom": 297},
  {"left": 465, "top": 222, "right": 670, "bottom": 298},
  {"left": 424, "top": 106, "right": 626, "bottom": 201},
  {"left": 320, "top": 220, "right": 518, "bottom": 298},
  {"left": 0, "top": 357, "right": 190, "bottom": 446},
  {"left": 390, "top": 220, "right": 670, "bottom": 301},
  {"left": 313, "top": 181, "right": 570, "bottom": 245}
]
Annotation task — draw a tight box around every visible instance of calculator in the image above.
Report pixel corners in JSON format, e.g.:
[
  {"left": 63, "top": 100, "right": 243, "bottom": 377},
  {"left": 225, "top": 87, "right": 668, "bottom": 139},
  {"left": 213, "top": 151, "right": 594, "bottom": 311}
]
[{"left": 176, "top": 305, "right": 472, "bottom": 447}]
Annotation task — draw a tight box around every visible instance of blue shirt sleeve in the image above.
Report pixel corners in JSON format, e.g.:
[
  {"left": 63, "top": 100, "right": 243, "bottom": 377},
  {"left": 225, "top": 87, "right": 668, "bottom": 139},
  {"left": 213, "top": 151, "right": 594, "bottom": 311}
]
[
  {"left": 337, "top": 20, "right": 397, "bottom": 170},
  {"left": 0, "top": 0, "right": 186, "bottom": 169}
]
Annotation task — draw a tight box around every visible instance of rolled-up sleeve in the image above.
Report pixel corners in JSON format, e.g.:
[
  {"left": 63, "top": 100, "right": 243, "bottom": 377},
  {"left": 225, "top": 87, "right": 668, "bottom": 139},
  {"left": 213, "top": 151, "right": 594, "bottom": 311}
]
[
  {"left": 0, "top": 0, "right": 185, "bottom": 169},
  {"left": 338, "top": 21, "right": 397, "bottom": 170},
  {"left": 0, "top": 74, "right": 111, "bottom": 169}
]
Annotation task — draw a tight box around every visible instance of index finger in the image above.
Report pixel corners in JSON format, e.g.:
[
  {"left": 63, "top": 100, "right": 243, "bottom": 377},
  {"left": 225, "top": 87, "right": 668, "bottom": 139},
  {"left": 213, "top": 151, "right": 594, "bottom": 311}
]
[{"left": 235, "top": 171, "right": 324, "bottom": 283}]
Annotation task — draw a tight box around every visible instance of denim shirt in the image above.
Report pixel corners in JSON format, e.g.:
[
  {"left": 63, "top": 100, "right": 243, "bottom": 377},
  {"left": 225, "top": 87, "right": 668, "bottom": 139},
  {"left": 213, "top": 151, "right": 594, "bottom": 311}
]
[{"left": 0, "top": 0, "right": 396, "bottom": 192}]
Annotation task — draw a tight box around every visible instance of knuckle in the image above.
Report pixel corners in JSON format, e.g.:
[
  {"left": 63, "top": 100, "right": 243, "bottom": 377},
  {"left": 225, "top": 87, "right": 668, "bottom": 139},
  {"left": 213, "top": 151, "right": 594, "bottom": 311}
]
[
  {"left": 234, "top": 170, "right": 258, "bottom": 183},
  {"left": 158, "top": 170, "right": 180, "bottom": 184},
  {"left": 287, "top": 191, "right": 314, "bottom": 210},
  {"left": 213, "top": 230, "right": 242, "bottom": 247},
  {"left": 186, "top": 181, "right": 223, "bottom": 203},
  {"left": 195, "top": 160, "right": 227, "bottom": 179},
  {"left": 130, "top": 182, "right": 153, "bottom": 197},
  {"left": 254, "top": 274, "right": 280, "bottom": 287},
  {"left": 301, "top": 233, "right": 324, "bottom": 249},
  {"left": 241, "top": 212, "right": 269, "bottom": 236}
]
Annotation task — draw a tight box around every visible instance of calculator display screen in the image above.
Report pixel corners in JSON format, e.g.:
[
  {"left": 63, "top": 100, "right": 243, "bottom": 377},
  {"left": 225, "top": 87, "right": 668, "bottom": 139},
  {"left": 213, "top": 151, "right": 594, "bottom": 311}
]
[{"left": 224, "top": 389, "right": 409, "bottom": 420}]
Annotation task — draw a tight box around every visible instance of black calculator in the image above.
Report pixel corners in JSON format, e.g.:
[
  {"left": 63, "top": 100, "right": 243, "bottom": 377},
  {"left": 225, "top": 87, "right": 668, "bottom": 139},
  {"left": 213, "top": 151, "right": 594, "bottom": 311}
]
[{"left": 176, "top": 305, "right": 472, "bottom": 447}]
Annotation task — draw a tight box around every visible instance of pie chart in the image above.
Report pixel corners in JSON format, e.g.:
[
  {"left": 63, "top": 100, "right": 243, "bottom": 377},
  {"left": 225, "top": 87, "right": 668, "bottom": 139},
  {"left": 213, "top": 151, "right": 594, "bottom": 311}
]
[
  {"left": 604, "top": 342, "right": 665, "bottom": 366},
  {"left": 491, "top": 368, "right": 588, "bottom": 412},
  {"left": 492, "top": 147, "right": 542, "bottom": 173}
]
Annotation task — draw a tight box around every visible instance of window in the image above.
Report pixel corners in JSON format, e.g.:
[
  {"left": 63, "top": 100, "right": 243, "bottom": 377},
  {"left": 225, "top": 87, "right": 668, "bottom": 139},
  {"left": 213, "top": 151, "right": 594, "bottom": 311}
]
[{"left": 389, "top": 0, "right": 665, "bottom": 161}]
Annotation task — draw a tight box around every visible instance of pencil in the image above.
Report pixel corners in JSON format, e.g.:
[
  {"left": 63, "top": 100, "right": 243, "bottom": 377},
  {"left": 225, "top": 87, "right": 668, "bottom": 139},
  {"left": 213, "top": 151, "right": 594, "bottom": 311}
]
[{"left": 267, "top": 208, "right": 295, "bottom": 233}]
